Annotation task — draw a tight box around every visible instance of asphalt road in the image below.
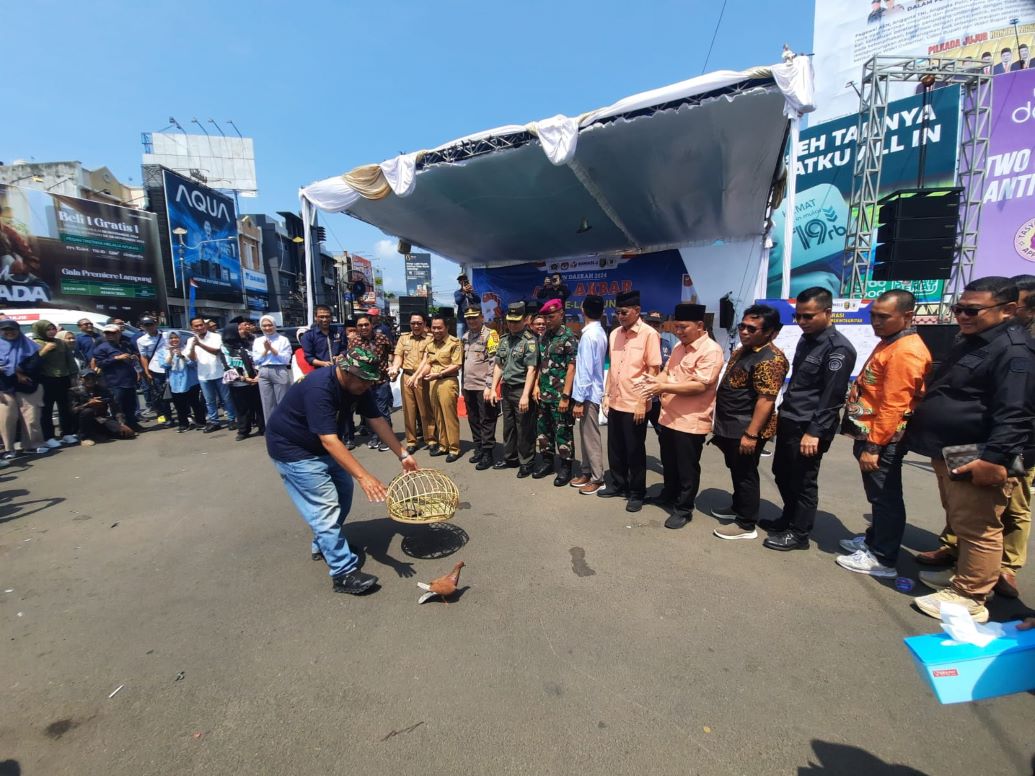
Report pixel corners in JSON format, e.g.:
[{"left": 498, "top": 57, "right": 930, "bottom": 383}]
[{"left": 1, "top": 417, "right": 1033, "bottom": 776}]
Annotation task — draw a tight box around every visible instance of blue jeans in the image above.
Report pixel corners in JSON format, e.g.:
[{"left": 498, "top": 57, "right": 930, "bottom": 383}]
[
  {"left": 273, "top": 455, "right": 357, "bottom": 577},
  {"left": 199, "top": 378, "right": 237, "bottom": 423}
]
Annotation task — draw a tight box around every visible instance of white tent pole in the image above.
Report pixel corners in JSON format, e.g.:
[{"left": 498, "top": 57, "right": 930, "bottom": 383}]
[
  {"left": 300, "top": 195, "right": 316, "bottom": 324},
  {"left": 781, "top": 115, "right": 799, "bottom": 299}
]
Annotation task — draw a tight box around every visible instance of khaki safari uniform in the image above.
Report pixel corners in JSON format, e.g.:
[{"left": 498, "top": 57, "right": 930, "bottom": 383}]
[
  {"left": 394, "top": 331, "right": 433, "bottom": 447},
  {"left": 423, "top": 335, "right": 463, "bottom": 455}
]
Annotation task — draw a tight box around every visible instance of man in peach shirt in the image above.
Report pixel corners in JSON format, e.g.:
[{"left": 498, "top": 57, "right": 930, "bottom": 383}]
[
  {"left": 640, "top": 303, "right": 725, "bottom": 529},
  {"left": 598, "top": 289, "right": 662, "bottom": 512}
]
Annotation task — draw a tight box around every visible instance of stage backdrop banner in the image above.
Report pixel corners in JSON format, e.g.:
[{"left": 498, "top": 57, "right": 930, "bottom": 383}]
[
  {"left": 767, "top": 86, "right": 960, "bottom": 300},
  {"left": 162, "top": 168, "right": 242, "bottom": 304},
  {"left": 759, "top": 298, "right": 878, "bottom": 379},
  {"left": 0, "top": 183, "right": 163, "bottom": 317},
  {"left": 813, "top": 0, "right": 1035, "bottom": 123},
  {"left": 405, "top": 252, "right": 432, "bottom": 297},
  {"left": 975, "top": 68, "right": 1035, "bottom": 276},
  {"left": 472, "top": 250, "right": 690, "bottom": 326}
]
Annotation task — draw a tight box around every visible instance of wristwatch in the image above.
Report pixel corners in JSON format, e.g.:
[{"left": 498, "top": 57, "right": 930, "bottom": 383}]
[
  {"left": 863, "top": 442, "right": 883, "bottom": 455},
  {"left": 399, "top": 451, "right": 412, "bottom": 461},
  {"left": 561, "top": 393, "right": 571, "bottom": 400}
]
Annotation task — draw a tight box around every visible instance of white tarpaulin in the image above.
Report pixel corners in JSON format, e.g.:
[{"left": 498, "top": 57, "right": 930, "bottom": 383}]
[{"left": 300, "top": 57, "right": 814, "bottom": 269}]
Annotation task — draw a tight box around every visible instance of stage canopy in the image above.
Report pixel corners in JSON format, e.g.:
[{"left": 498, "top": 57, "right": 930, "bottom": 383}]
[{"left": 300, "top": 56, "right": 814, "bottom": 268}]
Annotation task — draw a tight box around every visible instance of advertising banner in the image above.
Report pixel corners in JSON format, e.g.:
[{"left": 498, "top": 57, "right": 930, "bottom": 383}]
[
  {"left": 767, "top": 86, "right": 960, "bottom": 299},
  {"left": 162, "top": 169, "right": 242, "bottom": 303},
  {"left": 374, "top": 268, "right": 385, "bottom": 310},
  {"left": 242, "top": 268, "right": 267, "bottom": 293},
  {"left": 975, "top": 68, "right": 1035, "bottom": 276},
  {"left": 351, "top": 255, "right": 376, "bottom": 306},
  {"left": 472, "top": 250, "right": 691, "bottom": 326},
  {"left": 405, "top": 252, "right": 432, "bottom": 297},
  {"left": 0, "top": 183, "right": 162, "bottom": 316},
  {"left": 759, "top": 298, "right": 878, "bottom": 378},
  {"left": 813, "top": 0, "right": 1035, "bottom": 123}
]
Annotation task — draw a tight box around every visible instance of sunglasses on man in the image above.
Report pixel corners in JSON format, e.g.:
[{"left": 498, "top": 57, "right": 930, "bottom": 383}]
[
  {"left": 951, "top": 301, "right": 1008, "bottom": 317},
  {"left": 793, "top": 309, "right": 830, "bottom": 322},
  {"left": 737, "top": 323, "right": 761, "bottom": 333}
]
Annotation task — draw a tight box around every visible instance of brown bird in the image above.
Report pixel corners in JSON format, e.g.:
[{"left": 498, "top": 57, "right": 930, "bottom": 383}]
[{"left": 416, "top": 561, "right": 465, "bottom": 604}]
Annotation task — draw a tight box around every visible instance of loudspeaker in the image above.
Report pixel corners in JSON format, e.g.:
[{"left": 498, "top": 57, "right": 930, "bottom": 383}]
[
  {"left": 719, "top": 294, "right": 734, "bottom": 330},
  {"left": 437, "top": 307, "right": 454, "bottom": 319},
  {"left": 397, "top": 239, "right": 411, "bottom": 255},
  {"left": 398, "top": 296, "right": 430, "bottom": 332},
  {"left": 915, "top": 324, "right": 958, "bottom": 370},
  {"left": 871, "top": 188, "right": 960, "bottom": 281}
]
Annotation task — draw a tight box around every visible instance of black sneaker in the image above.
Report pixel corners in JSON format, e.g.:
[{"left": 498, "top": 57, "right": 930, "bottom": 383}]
[
  {"left": 494, "top": 459, "right": 519, "bottom": 470},
  {"left": 235, "top": 433, "right": 248, "bottom": 441},
  {"left": 203, "top": 423, "right": 220, "bottom": 434},
  {"left": 516, "top": 465, "right": 533, "bottom": 478},
  {"left": 367, "top": 439, "right": 379, "bottom": 450},
  {"left": 476, "top": 457, "right": 493, "bottom": 471},
  {"left": 664, "top": 512, "right": 692, "bottom": 529},
  {"left": 312, "top": 551, "right": 324, "bottom": 562},
  {"left": 596, "top": 486, "right": 627, "bottom": 499},
  {"left": 626, "top": 498, "right": 644, "bottom": 513},
  {"left": 406, "top": 445, "right": 418, "bottom": 455},
  {"left": 332, "top": 569, "right": 379, "bottom": 595},
  {"left": 345, "top": 440, "right": 357, "bottom": 450},
  {"left": 227, "top": 421, "right": 238, "bottom": 431},
  {"left": 377, "top": 442, "right": 390, "bottom": 452},
  {"left": 468, "top": 451, "right": 482, "bottom": 464},
  {"left": 177, "top": 426, "right": 190, "bottom": 434}
]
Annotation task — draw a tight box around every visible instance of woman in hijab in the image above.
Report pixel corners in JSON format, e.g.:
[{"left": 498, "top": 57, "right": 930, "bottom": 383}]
[
  {"left": 153, "top": 331, "right": 205, "bottom": 432},
  {"left": 0, "top": 319, "right": 48, "bottom": 458},
  {"left": 251, "top": 314, "right": 292, "bottom": 420},
  {"left": 31, "top": 320, "right": 79, "bottom": 447},
  {"left": 221, "top": 323, "right": 263, "bottom": 441}
]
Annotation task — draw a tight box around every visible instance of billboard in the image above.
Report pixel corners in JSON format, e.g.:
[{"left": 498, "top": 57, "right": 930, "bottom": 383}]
[
  {"left": 813, "top": 0, "right": 1035, "bottom": 123},
  {"left": 143, "top": 131, "right": 257, "bottom": 196},
  {"left": 472, "top": 250, "right": 691, "bottom": 326},
  {"left": 975, "top": 68, "right": 1035, "bottom": 276},
  {"left": 0, "top": 184, "right": 162, "bottom": 316},
  {"left": 767, "top": 85, "right": 961, "bottom": 299},
  {"left": 162, "top": 169, "right": 242, "bottom": 304},
  {"left": 350, "top": 254, "right": 376, "bottom": 306},
  {"left": 405, "top": 252, "right": 432, "bottom": 296}
]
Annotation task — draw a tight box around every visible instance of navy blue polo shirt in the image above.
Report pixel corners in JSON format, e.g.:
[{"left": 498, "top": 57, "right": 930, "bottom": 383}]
[
  {"left": 91, "top": 339, "right": 140, "bottom": 390},
  {"left": 266, "top": 366, "right": 380, "bottom": 462}
]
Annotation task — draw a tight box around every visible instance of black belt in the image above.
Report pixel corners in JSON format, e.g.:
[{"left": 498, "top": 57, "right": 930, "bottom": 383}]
[{"left": 260, "top": 364, "right": 289, "bottom": 368}]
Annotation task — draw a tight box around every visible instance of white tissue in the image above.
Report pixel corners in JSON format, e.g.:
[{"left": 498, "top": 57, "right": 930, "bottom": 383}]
[{"left": 938, "top": 602, "right": 1005, "bottom": 647}]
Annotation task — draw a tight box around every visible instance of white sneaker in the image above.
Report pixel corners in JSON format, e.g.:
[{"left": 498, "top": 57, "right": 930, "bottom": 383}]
[
  {"left": 32, "top": 447, "right": 50, "bottom": 455},
  {"left": 45, "top": 438, "right": 63, "bottom": 448},
  {"left": 914, "top": 589, "right": 989, "bottom": 623},
  {"left": 61, "top": 435, "right": 79, "bottom": 444},
  {"left": 838, "top": 535, "right": 868, "bottom": 554},
  {"left": 835, "top": 548, "right": 896, "bottom": 578}
]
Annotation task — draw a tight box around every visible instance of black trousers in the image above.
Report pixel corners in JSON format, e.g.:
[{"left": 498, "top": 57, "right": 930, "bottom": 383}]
[
  {"left": 500, "top": 382, "right": 535, "bottom": 465},
  {"left": 463, "top": 388, "right": 499, "bottom": 453},
  {"left": 40, "top": 375, "right": 74, "bottom": 438},
  {"left": 772, "top": 417, "right": 832, "bottom": 538},
  {"left": 111, "top": 386, "right": 139, "bottom": 427},
  {"left": 230, "top": 384, "right": 264, "bottom": 435},
  {"left": 607, "top": 409, "right": 649, "bottom": 499},
  {"left": 658, "top": 426, "right": 706, "bottom": 518},
  {"left": 713, "top": 435, "right": 765, "bottom": 525},
  {"left": 171, "top": 386, "right": 206, "bottom": 428},
  {"left": 76, "top": 408, "right": 107, "bottom": 441},
  {"left": 146, "top": 373, "right": 173, "bottom": 421}
]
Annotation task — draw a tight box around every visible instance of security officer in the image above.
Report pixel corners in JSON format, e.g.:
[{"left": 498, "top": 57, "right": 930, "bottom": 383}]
[
  {"left": 490, "top": 302, "right": 539, "bottom": 477},
  {"left": 907, "top": 276, "right": 1035, "bottom": 623},
  {"left": 532, "top": 298, "right": 578, "bottom": 486},
  {"left": 762, "top": 286, "right": 857, "bottom": 551},
  {"left": 461, "top": 306, "right": 500, "bottom": 470}
]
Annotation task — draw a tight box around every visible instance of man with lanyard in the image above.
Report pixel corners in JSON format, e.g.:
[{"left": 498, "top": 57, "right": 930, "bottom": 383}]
[
  {"left": 489, "top": 301, "right": 538, "bottom": 478},
  {"left": 571, "top": 295, "right": 608, "bottom": 495},
  {"left": 640, "top": 303, "right": 724, "bottom": 529},
  {"left": 267, "top": 348, "right": 419, "bottom": 596},
  {"left": 598, "top": 289, "right": 662, "bottom": 512},
  {"left": 136, "top": 316, "right": 172, "bottom": 427},
  {"left": 389, "top": 312, "right": 434, "bottom": 455},
  {"left": 711, "top": 304, "right": 789, "bottom": 541},
  {"left": 349, "top": 314, "right": 394, "bottom": 452},
  {"left": 906, "top": 277, "right": 1034, "bottom": 622},
  {"left": 92, "top": 324, "right": 143, "bottom": 433},
  {"left": 530, "top": 298, "right": 578, "bottom": 486},
  {"left": 460, "top": 306, "right": 500, "bottom": 470},
  {"left": 300, "top": 305, "right": 344, "bottom": 369},
  {"left": 411, "top": 314, "right": 463, "bottom": 461},
  {"left": 762, "top": 286, "right": 856, "bottom": 551},
  {"left": 836, "top": 289, "right": 932, "bottom": 578}
]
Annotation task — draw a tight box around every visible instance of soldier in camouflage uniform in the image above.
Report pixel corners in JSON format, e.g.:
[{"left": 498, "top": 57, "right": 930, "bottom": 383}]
[
  {"left": 490, "top": 301, "right": 539, "bottom": 478},
  {"left": 532, "top": 298, "right": 578, "bottom": 486}
]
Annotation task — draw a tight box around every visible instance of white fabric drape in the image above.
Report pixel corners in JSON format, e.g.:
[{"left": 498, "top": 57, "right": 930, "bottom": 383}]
[
  {"left": 529, "top": 115, "right": 579, "bottom": 166},
  {"left": 380, "top": 152, "right": 419, "bottom": 197}
]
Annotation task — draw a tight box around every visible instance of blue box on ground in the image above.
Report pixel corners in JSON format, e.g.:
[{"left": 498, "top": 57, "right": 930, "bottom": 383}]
[{"left": 904, "top": 621, "right": 1035, "bottom": 704}]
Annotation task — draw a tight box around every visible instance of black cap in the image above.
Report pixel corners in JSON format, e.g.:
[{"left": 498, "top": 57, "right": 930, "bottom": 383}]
[
  {"left": 616, "top": 290, "right": 640, "bottom": 308},
  {"left": 674, "top": 303, "right": 706, "bottom": 322},
  {"left": 139, "top": 316, "right": 157, "bottom": 325},
  {"left": 505, "top": 301, "right": 527, "bottom": 321}
]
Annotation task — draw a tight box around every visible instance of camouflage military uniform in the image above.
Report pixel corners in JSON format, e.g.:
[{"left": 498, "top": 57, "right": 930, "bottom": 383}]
[{"left": 536, "top": 325, "right": 578, "bottom": 460}]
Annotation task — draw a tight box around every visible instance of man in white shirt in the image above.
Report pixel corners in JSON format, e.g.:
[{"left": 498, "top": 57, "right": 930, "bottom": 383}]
[
  {"left": 135, "top": 316, "right": 171, "bottom": 426},
  {"left": 570, "top": 295, "right": 608, "bottom": 495},
  {"left": 183, "top": 316, "right": 237, "bottom": 433}
]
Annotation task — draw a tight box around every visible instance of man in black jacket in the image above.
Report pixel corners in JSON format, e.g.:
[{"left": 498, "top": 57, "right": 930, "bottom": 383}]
[{"left": 908, "top": 277, "right": 1035, "bottom": 622}]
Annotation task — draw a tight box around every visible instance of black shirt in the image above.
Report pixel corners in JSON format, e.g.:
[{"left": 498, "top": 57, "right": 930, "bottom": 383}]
[
  {"left": 905, "top": 322, "right": 1035, "bottom": 466},
  {"left": 714, "top": 343, "right": 789, "bottom": 439},
  {"left": 779, "top": 326, "right": 857, "bottom": 439}
]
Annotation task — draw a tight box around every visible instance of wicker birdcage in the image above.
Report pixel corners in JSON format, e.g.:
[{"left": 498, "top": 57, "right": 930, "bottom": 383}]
[{"left": 386, "top": 469, "right": 460, "bottom": 524}]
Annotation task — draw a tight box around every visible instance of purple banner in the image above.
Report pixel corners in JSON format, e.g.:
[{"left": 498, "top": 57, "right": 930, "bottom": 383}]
[{"left": 975, "top": 69, "right": 1035, "bottom": 277}]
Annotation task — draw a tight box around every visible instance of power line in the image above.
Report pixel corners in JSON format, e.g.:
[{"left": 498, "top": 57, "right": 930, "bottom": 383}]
[{"left": 701, "top": 0, "right": 729, "bottom": 74}]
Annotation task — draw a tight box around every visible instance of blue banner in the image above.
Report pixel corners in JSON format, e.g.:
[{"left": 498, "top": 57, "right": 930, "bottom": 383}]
[{"left": 471, "top": 250, "right": 694, "bottom": 326}]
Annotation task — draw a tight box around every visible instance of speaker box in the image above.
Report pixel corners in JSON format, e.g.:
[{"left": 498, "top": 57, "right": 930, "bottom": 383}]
[
  {"left": 872, "top": 188, "right": 961, "bottom": 282},
  {"left": 915, "top": 324, "right": 958, "bottom": 370},
  {"left": 397, "top": 239, "right": 412, "bottom": 255},
  {"left": 398, "top": 296, "right": 430, "bottom": 333}
]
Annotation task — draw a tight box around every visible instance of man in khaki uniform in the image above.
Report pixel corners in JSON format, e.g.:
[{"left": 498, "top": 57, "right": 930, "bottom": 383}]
[
  {"left": 412, "top": 314, "right": 463, "bottom": 461},
  {"left": 461, "top": 307, "right": 500, "bottom": 470},
  {"left": 389, "top": 312, "right": 434, "bottom": 455}
]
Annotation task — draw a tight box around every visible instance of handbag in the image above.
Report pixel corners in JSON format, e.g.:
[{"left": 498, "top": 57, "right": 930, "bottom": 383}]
[
  {"left": 942, "top": 443, "right": 1026, "bottom": 481},
  {"left": 218, "top": 350, "right": 242, "bottom": 385}
]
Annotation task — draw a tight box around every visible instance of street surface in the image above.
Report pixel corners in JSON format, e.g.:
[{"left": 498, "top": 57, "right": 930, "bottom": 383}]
[{"left": 1, "top": 419, "right": 1033, "bottom": 775}]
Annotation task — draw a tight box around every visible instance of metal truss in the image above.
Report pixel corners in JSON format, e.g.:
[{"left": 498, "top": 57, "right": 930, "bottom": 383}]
[{"left": 841, "top": 56, "right": 992, "bottom": 318}]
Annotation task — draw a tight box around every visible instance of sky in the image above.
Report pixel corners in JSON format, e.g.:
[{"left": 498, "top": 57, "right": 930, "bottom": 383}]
[{"left": 2, "top": 0, "right": 814, "bottom": 306}]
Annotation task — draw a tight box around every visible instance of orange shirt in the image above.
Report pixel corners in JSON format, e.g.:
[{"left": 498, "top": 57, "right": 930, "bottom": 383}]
[
  {"left": 606, "top": 319, "right": 662, "bottom": 413},
  {"left": 658, "top": 335, "right": 725, "bottom": 434},
  {"left": 843, "top": 330, "right": 932, "bottom": 446}
]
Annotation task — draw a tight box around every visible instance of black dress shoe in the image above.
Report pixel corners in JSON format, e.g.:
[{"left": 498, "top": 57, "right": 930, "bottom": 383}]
[
  {"left": 644, "top": 494, "right": 674, "bottom": 508},
  {"left": 428, "top": 445, "right": 444, "bottom": 457},
  {"left": 332, "top": 569, "right": 379, "bottom": 595},
  {"left": 476, "top": 457, "right": 493, "bottom": 471},
  {"left": 494, "top": 459, "right": 519, "bottom": 470},
  {"left": 468, "top": 451, "right": 482, "bottom": 464},
  {"left": 445, "top": 453, "right": 460, "bottom": 463},
  {"left": 516, "top": 465, "right": 533, "bottom": 478},
  {"left": 203, "top": 423, "right": 220, "bottom": 434},
  {"left": 311, "top": 551, "right": 324, "bottom": 562},
  {"left": 406, "top": 445, "right": 418, "bottom": 455},
  {"left": 664, "top": 512, "right": 691, "bottom": 529},
  {"left": 553, "top": 463, "right": 573, "bottom": 487},
  {"left": 762, "top": 530, "right": 809, "bottom": 552},
  {"left": 596, "top": 486, "right": 627, "bottom": 499},
  {"left": 625, "top": 498, "right": 644, "bottom": 513},
  {"left": 758, "top": 519, "right": 790, "bottom": 533},
  {"left": 531, "top": 461, "right": 554, "bottom": 479}
]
